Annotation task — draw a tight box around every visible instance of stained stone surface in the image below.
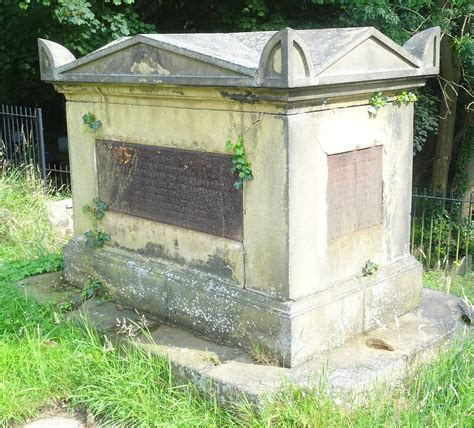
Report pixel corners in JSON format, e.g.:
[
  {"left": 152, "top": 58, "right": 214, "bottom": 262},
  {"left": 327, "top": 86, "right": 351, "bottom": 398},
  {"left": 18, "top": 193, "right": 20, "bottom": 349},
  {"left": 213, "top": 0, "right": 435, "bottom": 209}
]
[
  {"left": 38, "top": 27, "right": 440, "bottom": 87},
  {"left": 46, "top": 198, "right": 74, "bottom": 238},
  {"left": 96, "top": 140, "right": 243, "bottom": 240},
  {"left": 40, "top": 25, "right": 442, "bottom": 368},
  {"left": 17, "top": 273, "right": 470, "bottom": 406}
]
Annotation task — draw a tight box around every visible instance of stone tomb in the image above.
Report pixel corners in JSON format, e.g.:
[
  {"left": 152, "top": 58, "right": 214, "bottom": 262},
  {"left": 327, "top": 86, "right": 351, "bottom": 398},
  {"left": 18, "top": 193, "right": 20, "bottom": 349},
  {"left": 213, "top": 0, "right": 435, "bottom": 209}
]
[{"left": 39, "top": 26, "right": 441, "bottom": 367}]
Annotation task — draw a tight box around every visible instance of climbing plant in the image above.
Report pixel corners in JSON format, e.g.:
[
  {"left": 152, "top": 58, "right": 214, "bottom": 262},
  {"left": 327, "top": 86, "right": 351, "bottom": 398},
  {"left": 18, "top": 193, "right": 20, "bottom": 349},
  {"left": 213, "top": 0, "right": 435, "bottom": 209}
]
[
  {"left": 226, "top": 135, "right": 254, "bottom": 190},
  {"left": 82, "top": 197, "right": 111, "bottom": 248},
  {"left": 82, "top": 112, "right": 102, "bottom": 132}
]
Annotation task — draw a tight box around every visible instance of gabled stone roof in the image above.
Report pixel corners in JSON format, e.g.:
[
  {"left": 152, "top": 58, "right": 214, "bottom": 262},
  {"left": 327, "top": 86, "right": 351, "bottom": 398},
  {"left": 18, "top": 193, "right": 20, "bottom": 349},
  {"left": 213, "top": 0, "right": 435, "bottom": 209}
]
[{"left": 39, "top": 26, "right": 440, "bottom": 88}]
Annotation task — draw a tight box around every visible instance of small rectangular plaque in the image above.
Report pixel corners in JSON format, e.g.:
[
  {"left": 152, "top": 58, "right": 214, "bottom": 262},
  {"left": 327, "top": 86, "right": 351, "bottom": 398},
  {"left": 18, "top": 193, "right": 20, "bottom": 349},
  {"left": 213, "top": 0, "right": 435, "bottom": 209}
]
[
  {"left": 96, "top": 140, "right": 243, "bottom": 240},
  {"left": 327, "top": 146, "right": 383, "bottom": 239}
]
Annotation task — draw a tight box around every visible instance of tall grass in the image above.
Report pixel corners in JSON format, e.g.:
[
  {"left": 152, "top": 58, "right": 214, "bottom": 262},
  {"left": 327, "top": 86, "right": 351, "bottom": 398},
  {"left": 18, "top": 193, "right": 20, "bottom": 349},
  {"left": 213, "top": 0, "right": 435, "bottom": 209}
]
[{"left": 0, "top": 164, "right": 66, "bottom": 261}]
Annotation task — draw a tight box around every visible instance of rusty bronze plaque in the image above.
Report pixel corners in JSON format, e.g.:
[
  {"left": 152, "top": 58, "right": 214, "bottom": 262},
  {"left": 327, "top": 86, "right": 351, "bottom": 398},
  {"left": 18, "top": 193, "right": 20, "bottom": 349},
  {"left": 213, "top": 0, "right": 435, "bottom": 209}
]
[
  {"left": 327, "top": 146, "right": 383, "bottom": 239},
  {"left": 96, "top": 140, "right": 243, "bottom": 240}
]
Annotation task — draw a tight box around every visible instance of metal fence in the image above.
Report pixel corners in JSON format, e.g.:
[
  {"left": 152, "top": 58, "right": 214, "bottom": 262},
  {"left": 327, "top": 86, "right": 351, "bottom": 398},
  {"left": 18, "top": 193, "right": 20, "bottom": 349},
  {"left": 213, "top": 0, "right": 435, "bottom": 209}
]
[
  {"left": 411, "top": 189, "right": 474, "bottom": 272},
  {"left": 45, "top": 162, "right": 71, "bottom": 193},
  {"left": 0, "top": 104, "right": 46, "bottom": 181},
  {"left": 0, "top": 104, "right": 71, "bottom": 193}
]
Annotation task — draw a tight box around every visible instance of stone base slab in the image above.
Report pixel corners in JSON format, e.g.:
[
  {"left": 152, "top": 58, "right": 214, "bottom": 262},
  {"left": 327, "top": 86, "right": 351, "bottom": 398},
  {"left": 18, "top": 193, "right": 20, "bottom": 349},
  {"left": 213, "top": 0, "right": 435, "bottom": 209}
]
[
  {"left": 64, "top": 237, "right": 422, "bottom": 367},
  {"left": 133, "top": 289, "right": 468, "bottom": 404}
]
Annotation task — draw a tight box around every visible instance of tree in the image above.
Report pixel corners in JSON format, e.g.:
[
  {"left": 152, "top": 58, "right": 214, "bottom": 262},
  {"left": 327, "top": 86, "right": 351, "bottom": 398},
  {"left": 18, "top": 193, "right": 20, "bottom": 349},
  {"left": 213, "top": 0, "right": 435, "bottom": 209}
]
[{"left": 0, "top": 0, "right": 154, "bottom": 104}]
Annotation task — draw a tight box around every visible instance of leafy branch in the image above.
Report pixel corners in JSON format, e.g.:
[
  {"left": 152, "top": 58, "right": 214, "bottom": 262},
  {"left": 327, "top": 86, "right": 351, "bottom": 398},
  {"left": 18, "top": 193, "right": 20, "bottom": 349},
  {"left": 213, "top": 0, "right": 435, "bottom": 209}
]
[
  {"left": 226, "top": 135, "right": 254, "bottom": 190},
  {"left": 82, "top": 197, "right": 110, "bottom": 248}
]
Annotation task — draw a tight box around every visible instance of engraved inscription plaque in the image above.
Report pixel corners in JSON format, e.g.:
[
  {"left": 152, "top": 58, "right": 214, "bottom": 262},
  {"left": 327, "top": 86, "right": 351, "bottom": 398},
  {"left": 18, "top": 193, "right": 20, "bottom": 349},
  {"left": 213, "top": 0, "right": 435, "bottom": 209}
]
[
  {"left": 327, "top": 146, "right": 383, "bottom": 239},
  {"left": 96, "top": 140, "right": 243, "bottom": 240}
]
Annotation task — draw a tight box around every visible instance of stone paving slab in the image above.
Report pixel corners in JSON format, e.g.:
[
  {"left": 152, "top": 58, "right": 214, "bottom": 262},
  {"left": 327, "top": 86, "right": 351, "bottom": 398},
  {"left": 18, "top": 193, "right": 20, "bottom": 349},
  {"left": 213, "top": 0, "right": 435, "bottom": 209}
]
[
  {"left": 132, "top": 289, "right": 470, "bottom": 404},
  {"left": 69, "top": 299, "right": 152, "bottom": 334}
]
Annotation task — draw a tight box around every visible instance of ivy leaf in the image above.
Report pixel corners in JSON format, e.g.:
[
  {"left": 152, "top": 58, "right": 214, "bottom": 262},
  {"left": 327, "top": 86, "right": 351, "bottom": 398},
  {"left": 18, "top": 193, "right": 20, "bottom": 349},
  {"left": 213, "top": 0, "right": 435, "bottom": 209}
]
[{"left": 91, "top": 120, "right": 102, "bottom": 130}]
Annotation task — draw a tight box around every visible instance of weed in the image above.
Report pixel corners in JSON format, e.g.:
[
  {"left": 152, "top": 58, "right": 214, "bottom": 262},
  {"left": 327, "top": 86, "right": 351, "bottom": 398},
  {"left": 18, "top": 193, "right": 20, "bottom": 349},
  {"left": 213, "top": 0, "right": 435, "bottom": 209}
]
[
  {"left": 80, "top": 278, "right": 111, "bottom": 304},
  {"left": 369, "top": 91, "right": 417, "bottom": 117},
  {"left": 395, "top": 90, "right": 418, "bottom": 105},
  {"left": 202, "top": 351, "right": 221, "bottom": 366},
  {"left": 363, "top": 259, "right": 379, "bottom": 276},
  {"left": 58, "top": 300, "right": 76, "bottom": 313},
  {"left": 368, "top": 91, "right": 388, "bottom": 116},
  {"left": 115, "top": 314, "right": 149, "bottom": 338},
  {"left": 249, "top": 341, "right": 280, "bottom": 366}
]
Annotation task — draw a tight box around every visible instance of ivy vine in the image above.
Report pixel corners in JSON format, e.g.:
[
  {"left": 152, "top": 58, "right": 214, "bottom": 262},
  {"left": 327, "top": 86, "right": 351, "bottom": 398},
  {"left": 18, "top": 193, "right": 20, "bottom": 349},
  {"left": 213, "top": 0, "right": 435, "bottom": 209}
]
[
  {"left": 226, "top": 135, "right": 254, "bottom": 190},
  {"left": 368, "top": 91, "right": 418, "bottom": 117},
  {"left": 82, "top": 197, "right": 110, "bottom": 248},
  {"left": 82, "top": 112, "right": 102, "bottom": 132}
]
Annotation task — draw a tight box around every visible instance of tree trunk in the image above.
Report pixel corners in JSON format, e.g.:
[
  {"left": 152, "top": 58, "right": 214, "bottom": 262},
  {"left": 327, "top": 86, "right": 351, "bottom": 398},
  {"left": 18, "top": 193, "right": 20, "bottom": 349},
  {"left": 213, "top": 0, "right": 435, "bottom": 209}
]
[{"left": 431, "top": 3, "right": 462, "bottom": 194}]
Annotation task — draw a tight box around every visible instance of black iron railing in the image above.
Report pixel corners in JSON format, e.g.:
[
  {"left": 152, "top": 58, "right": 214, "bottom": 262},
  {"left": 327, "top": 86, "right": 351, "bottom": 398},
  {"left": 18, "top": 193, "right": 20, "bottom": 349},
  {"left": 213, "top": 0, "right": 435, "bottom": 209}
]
[
  {"left": 411, "top": 189, "right": 474, "bottom": 271},
  {"left": 0, "top": 104, "right": 71, "bottom": 193}
]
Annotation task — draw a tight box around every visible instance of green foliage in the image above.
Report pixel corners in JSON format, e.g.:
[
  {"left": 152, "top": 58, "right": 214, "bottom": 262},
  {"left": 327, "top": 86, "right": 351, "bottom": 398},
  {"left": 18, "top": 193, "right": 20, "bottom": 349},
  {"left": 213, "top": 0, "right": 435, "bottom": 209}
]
[
  {"left": 0, "top": 253, "right": 63, "bottom": 283},
  {"left": 82, "top": 112, "right": 102, "bottom": 132},
  {"left": 411, "top": 194, "right": 474, "bottom": 270},
  {"left": 451, "top": 113, "right": 474, "bottom": 195},
  {"left": 0, "top": 0, "right": 155, "bottom": 103},
  {"left": 413, "top": 88, "right": 439, "bottom": 154},
  {"left": 368, "top": 91, "right": 389, "bottom": 116},
  {"left": 423, "top": 270, "right": 474, "bottom": 304},
  {"left": 83, "top": 197, "right": 111, "bottom": 248},
  {"left": 369, "top": 90, "right": 418, "bottom": 117},
  {"left": 226, "top": 135, "right": 254, "bottom": 190},
  {"left": 363, "top": 259, "right": 379, "bottom": 276}
]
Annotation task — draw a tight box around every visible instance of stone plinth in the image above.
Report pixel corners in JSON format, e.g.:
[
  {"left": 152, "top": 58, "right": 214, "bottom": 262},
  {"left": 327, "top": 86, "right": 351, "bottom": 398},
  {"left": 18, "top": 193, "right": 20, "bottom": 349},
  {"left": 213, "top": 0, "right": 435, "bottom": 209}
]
[{"left": 40, "top": 26, "right": 440, "bottom": 367}]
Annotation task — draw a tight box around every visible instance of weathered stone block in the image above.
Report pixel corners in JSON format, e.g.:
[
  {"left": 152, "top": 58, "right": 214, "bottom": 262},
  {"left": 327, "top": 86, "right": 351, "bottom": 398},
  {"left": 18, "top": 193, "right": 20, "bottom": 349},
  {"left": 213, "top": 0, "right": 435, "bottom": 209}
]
[{"left": 43, "top": 25, "right": 438, "bottom": 367}]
